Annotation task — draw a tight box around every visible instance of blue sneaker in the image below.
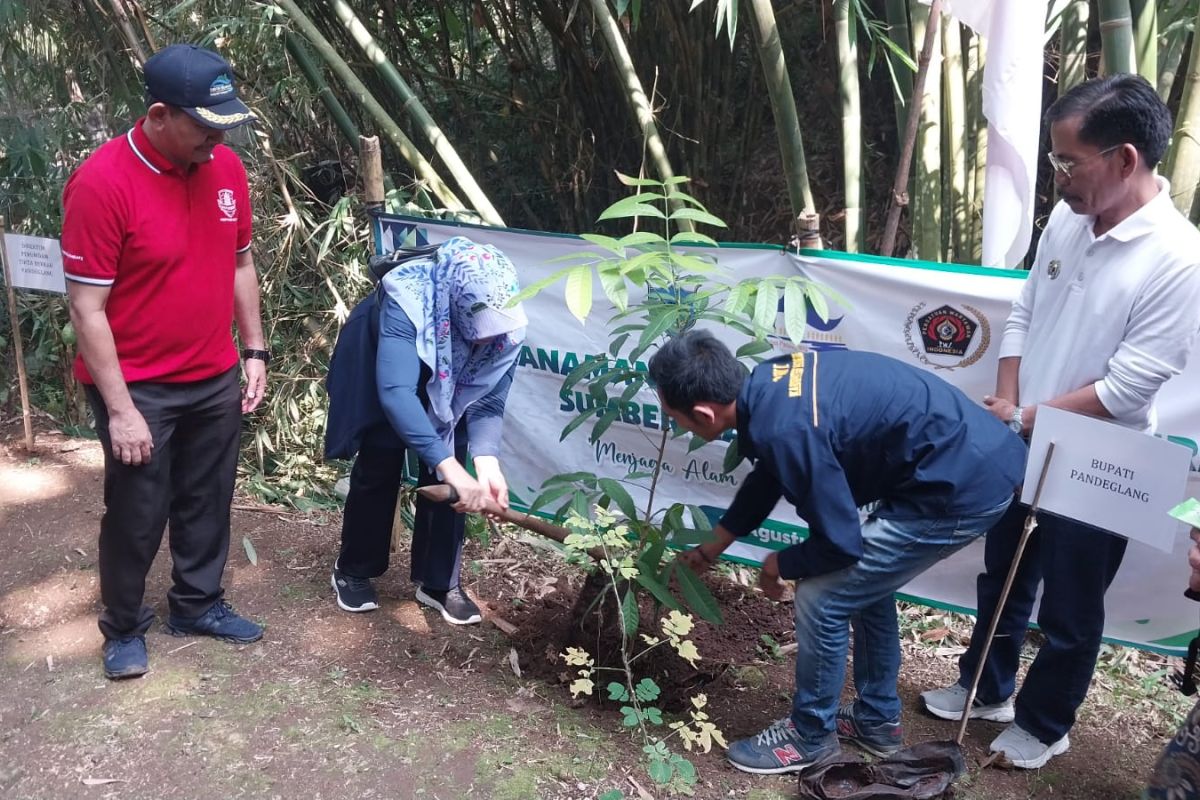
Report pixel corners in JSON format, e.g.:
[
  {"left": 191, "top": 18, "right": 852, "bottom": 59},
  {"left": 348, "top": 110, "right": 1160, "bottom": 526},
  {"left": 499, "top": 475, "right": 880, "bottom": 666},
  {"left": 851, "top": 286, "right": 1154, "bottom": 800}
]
[
  {"left": 835, "top": 701, "right": 904, "bottom": 757},
  {"left": 103, "top": 635, "right": 149, "bottom": 680},
  {"left": 166, "top": 600, "right": 263, "bottom": 643},
  {"left": 726, "top": 718, "right": 840, "bottom": 774}
]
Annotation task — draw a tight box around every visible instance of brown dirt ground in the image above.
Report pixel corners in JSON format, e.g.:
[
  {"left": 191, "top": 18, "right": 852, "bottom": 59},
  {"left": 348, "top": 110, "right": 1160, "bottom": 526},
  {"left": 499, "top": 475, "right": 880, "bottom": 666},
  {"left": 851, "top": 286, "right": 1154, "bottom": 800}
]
[{"left": 0, "top": 425, "right": 1187, "bottom": 799}]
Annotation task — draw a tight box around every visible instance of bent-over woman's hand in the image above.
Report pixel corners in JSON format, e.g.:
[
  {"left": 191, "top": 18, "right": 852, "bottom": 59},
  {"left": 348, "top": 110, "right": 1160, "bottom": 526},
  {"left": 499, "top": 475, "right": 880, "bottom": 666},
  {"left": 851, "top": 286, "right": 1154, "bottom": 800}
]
[
  {"left": 473, "top": 455, "right": 509, "bottom": 511},
  {"left": 437, "top": 458, "right": 490, "bottom": 514}
]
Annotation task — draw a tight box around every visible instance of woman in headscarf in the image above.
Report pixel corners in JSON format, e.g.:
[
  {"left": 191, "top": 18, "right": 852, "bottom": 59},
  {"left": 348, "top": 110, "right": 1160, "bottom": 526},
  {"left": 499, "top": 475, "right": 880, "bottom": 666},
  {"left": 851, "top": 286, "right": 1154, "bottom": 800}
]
[{"left": 324, "top": 236, "right": 527, "bottom": 625}]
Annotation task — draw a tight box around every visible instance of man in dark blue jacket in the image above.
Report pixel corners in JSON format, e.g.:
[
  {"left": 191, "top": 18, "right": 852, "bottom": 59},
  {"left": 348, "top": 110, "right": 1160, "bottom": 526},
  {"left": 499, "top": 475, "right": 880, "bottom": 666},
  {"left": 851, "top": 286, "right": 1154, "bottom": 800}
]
[{"left": 650, "top": 330, "right": 1025, "bottom": 775}]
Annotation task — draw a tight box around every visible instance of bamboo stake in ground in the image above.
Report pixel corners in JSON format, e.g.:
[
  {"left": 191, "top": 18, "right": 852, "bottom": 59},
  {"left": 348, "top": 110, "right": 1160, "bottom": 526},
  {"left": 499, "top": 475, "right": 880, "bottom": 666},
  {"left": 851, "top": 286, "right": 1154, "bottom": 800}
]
[
  {"left": 881, "top": 0, "right": 943, "bottom": 258},
  {"left": 360, "top": 136, "right": 385, "bottom": 211},
  {"left": 0, "top": 217, "right": 35, "bottom": 452},
  {"left": 955, "top": 442, "right": 1057, "bottom": 746}
]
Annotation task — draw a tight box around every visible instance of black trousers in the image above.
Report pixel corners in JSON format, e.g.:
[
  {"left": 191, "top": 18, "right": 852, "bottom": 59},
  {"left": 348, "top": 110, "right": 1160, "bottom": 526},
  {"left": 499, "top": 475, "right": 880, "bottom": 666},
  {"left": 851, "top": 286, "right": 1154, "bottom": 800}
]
[
  {"left": 338, "top": 421, "right": 467, "bottom": 591},
  {"left": 957, "top": 501, "right": 1128, "bottom": 744},
  {"left": 86, "top": 367, "right": 242, "bottom": 639}
]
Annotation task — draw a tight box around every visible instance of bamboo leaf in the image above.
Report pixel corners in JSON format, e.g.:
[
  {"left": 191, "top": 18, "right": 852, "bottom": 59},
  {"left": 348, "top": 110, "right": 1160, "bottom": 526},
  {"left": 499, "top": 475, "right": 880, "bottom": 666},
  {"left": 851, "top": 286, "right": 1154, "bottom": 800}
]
[
  {"left": 598, "top": 478, "right": 639, "bottom": 521},
  {"left": 565, "top": 266, "right": 594, "bottom": 323},
  {"left": 621, "top": 588, "right": 640, "bottom": 636},
  {"left": 783, "top": 280, "right": 808, "bottom": 345},
  {"left": 675, "top": 562, "right": 723, "bottom": 623}
]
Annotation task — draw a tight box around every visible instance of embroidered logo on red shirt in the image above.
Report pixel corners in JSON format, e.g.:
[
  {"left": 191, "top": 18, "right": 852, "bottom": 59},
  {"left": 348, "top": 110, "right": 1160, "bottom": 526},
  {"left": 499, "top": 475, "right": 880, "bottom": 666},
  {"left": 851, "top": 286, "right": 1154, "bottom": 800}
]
[{"left": 217, "top": 188, "right": 237, "bottom": 220}]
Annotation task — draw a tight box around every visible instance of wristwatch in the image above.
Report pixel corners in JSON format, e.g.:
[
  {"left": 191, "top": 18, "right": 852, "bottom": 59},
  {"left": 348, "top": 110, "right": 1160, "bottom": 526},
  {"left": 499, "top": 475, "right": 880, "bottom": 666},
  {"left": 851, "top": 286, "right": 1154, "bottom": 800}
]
[
  {"left": 1007, "top": 406, "right": 1024, "bottom": 435},
  {"left": 242, "top": 348, "right": 271, "bottom": 366}
]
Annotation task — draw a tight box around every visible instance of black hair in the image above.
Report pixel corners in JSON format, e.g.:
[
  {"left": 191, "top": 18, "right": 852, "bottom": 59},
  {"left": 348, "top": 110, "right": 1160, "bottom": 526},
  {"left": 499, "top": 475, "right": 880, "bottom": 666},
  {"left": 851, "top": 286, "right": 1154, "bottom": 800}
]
[
  {"left": 1045, "top": 74, "right": 1172, "bottom": 169},
  {"left": 648, "top": 329, "right": 746, "bottom": 411}
]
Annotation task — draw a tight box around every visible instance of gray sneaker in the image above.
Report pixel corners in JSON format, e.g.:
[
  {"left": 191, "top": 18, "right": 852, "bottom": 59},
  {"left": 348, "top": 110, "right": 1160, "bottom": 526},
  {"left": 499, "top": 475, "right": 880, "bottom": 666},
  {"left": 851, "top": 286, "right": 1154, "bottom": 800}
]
[
  {"left": 920, "top": 682, "right": 1014, "bottom": 722},
  {"left": 990, "top": 723, "right": 1069, "bottom": 769}
]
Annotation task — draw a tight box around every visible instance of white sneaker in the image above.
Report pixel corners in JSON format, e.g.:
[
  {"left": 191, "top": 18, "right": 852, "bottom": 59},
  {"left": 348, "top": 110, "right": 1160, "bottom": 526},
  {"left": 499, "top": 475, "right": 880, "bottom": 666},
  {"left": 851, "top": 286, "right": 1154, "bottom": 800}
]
[
  {"left": 990, "top": 723, "right": 1069, "bottom": 769},
  {"left": 920, "top": 682, "right": 1015, "bottom": 722}
]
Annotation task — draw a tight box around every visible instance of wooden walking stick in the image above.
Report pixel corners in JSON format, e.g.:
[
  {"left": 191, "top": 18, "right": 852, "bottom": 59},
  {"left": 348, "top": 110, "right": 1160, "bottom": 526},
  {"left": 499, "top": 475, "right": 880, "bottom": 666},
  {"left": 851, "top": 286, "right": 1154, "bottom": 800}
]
[
  {"left": 955, "top": 442, "right": 1056, "bottom": 745},
  {"left": 0, "top": 216, "right": 36, "bottom": 452}
]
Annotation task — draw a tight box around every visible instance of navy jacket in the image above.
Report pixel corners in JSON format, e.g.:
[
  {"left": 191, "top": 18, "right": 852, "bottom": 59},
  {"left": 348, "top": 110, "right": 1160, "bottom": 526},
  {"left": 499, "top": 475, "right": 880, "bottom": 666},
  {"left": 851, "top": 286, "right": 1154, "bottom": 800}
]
[{"left": 719, "top": 350, "right": 1026, "bottom": 580}]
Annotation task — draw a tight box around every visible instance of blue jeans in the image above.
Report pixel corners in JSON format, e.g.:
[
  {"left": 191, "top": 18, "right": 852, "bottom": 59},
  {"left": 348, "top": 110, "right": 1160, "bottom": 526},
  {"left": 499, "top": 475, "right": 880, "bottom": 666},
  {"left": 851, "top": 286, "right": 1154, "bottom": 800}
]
[{"left": 789, "top": 498, "right": 1013, "bottom": 744}]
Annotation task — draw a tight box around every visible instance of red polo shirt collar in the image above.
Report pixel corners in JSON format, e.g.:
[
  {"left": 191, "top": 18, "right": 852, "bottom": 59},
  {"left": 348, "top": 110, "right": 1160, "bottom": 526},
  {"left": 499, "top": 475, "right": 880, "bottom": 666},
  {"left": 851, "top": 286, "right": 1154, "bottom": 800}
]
[{"left": 126, "top": 117, "right": 180, "bottom": 175}]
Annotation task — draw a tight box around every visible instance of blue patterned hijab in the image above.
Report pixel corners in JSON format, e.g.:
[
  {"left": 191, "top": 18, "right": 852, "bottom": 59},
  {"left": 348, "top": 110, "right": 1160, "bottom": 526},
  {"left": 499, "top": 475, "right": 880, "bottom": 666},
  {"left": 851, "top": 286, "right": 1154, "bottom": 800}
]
[{"left": 380, "top": 236, "right": 527, "bottom": 447}]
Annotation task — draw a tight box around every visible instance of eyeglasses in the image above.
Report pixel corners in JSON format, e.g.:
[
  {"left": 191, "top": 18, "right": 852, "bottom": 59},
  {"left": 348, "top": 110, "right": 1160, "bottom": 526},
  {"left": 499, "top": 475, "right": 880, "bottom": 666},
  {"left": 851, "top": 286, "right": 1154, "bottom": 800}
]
[{"left": 1046, "top": 144, "right": 1122, "bottom": 179}]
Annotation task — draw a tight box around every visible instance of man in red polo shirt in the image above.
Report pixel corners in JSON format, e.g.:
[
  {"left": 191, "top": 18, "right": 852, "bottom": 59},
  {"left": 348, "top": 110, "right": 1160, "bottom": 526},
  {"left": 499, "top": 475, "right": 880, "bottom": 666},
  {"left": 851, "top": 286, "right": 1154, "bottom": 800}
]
[{"left": 62, "top": 44, "right": 268, "bottom": 679}]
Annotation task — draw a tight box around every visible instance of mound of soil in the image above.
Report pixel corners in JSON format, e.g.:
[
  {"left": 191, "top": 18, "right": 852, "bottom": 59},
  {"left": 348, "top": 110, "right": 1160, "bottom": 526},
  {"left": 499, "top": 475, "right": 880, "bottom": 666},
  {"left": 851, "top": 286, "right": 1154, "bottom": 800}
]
[{"left": 505, "top": 568, "right": 796, "bottom": 711}]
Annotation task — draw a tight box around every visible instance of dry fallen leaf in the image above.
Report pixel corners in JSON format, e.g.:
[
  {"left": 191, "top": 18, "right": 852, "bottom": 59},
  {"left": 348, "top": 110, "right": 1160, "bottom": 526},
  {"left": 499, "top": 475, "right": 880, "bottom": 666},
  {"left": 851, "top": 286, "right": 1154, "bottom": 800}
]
[
  {"left": 507, "top": 647, "right": 522, "bottom": 677},
  {"left": 81, "top": 778, "right": 125, "bottom": 786}
]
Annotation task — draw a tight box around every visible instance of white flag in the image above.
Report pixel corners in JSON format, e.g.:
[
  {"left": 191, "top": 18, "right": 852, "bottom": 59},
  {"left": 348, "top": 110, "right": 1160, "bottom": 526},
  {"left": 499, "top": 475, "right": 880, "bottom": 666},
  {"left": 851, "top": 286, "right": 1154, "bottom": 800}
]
[{"left": 938, "top": 0, "right": 1048, "bottom": 268}]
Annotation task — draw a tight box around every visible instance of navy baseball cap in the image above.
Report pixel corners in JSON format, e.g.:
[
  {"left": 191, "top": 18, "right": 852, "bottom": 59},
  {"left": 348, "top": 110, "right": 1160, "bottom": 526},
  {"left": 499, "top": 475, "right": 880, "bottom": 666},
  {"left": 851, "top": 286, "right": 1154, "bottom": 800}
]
[{"left": 143, "top": 44, "right": 256, "bottom": 130}]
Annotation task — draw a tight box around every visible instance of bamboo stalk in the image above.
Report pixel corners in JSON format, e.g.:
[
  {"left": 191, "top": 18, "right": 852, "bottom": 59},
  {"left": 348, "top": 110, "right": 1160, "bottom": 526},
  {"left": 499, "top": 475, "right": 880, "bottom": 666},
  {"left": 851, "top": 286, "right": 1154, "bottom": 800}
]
[
  {"left": 943, "top": 19, "right": 967, "bottom": 263},
  {"left": 965, "top": 31, "right": 987, "bottom": 262},
  {"left": 274, "top": 0, "right": 467, "bottom": 214},
  {"left": 284, "top": 32, "right": 361, "bottom": 148},
  {"left": 587, "top": 0, "right": 688, "bottom": 208},
  {"left": 1060, "top": 0, "right": 1089, "bottom": 94},
  {"left": 746, "top": 0, "right": 816, "bottom": 217},
  {"left": 881, "top": 0, "right": 942, "bottom": 259},
  {"left": 360, "top": 135, "right": 386, "bottom": 210},
  {"left": 1159, "top": 28, "right": 1187, "bottom": 101},
  {"left": 329, "top": 0, "right": 505, "bottom": 227},
  {"left": 835, "top": 0, "right": 862, "bottom": 252},
  {"left": 911, "top": 2, "right": 944, "bottom": 260},
  {"left": 884, "top": 0, "right": 914, "bottom": 138},
  {"left": 1131, "top": 0, "right": 1157, "bottom": 85},
  {"left": 0, "top": 217, "right": 35, "bottom": 452},
  {"left": 1165, "top": 2, "right": 1200, "bottom": 219},
  {"left": 1099, "top": 0, "right": 1136, "bottom": 76},
  {"left": 104, "top": 0, "right": 147, "bottom": 65}
]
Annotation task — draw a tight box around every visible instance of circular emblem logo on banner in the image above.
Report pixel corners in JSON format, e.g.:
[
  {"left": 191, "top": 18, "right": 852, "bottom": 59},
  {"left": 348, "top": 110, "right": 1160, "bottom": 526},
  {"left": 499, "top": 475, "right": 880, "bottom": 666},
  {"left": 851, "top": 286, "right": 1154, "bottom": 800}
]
[{"left": 904, "top": 302, "right": 991, "bottom": 370}]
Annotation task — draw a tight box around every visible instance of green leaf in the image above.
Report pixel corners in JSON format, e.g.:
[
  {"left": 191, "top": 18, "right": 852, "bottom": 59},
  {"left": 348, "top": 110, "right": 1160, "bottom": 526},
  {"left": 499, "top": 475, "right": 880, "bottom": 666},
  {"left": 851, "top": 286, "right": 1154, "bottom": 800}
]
[
  {"left": 806, "top": 282, "right": 830, "bottom": 323},
  {"left": 638, "top": 530, "right": 667, "bottom": 574},
  {"left": 615, "top": 172, "right": 664, "bottom": 188},
  {"left": 579, "top": 233, "right": 625, "bottom": 255},
  {"left": 589, "top": 407, "right": 621, "bottom": 443},
  {"left": 671, "top": 756, "right": 697, "bottom": 783},
  {"left": 634, "top": 570, "right": 683, "bottom": 611},
  {"left": 647, "top": 756, "right": 673, "bottom": 785},
  {"left": 598, "top": 196, "right": 666, "bottom": 222},
  {"left": 529, "top": 483, "right": 578, "bottom": 513},
  {"left": 562, "top": 355, "right": 608, "bottom": 392},
  {"left": 560, "top": 406, "right": 599, "bottom": 442},
  {"left": 619, "top": 230, "right": 667, "bottom": 248},
  {"left": 508, "top": 265, "right": 575, "bottom": 304},
  {"left": 634, "top": 677, "right": 661, "bottom": 702},
  {"left": 607, "top": 682, "right": 630, "bottom": 701},
  {"left": 565, "top": 266, "right": 593, "bottom": 323},
  {"left": 609, "top": 331, "right": 632, "bottom": 359},
  {"left": 686, "top": 434, "right": 707, "bottom": 453},
  {"left": 722, "top": 436, "right": 742, "bottom": 473},
  {"left": 725, "top": 281, "right": 750, "bottom": 316},
  {"left": 242, "top": 535, "right": 258, "bottom": 566},
  {"left": 661, "top": 504, "right": 686, "bottom": 535},
  {"left": 668, "top": 207, "right": 728, "bottom": 228},
  {"left": 784, "top": 280, "right": 808, "bottom": 346},
  {"left": 669, "top": 230, "right": 720, "bottom": 247},
  {"left": 621, "top": 588, "right": 640, "bottom": 636},
  {"left": 736, "top": 339, "right": 773, "bottom": 358},
  {"left": 752, "top": 282, "right": 779, "bottom": 334},
  {"left": 598, "top": 268, "right": 628, "bottom": 312},
  {"left": 675, "top": 562, "right": 723, "bottom": 624},
  {"left": 598, "top": 478, "right": 639, "bottom": 521},
  {"left": 543, "top": 471, "right": 600, "bottom": 487},
  {"left": 664, "top": 189, "right": 708, "bottom": 209},
  {"left": 635, "top": 306, "right": 681, "bottom": 354},
  {"left": 598, "top": 791, "right": 624, "bottom": 800},
  {"left": 667, "top": 528, "right": 717, "bottom": 547},
  {"left": 621, "top": 706, "right": 641, "bottom": 726},
  {"left": 644, "top": 707, "right": 664, "bottom": 725},
  {"left": 688, "top": 505, "right": 713, "bottom": 532}
]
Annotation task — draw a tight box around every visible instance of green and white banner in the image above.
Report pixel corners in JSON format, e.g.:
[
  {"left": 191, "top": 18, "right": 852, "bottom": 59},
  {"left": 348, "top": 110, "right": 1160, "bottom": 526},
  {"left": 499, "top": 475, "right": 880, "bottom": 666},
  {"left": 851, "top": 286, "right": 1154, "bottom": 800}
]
[{"left": 374, "top": 214, "right": 1200, "bottom": 654}]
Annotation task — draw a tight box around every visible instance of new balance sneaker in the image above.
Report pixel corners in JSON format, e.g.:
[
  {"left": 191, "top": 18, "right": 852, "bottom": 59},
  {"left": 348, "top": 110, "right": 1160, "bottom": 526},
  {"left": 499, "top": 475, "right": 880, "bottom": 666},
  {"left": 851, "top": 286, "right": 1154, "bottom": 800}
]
[
  {"left": 920, "top": 682, "right": 1015, "bottom": 723},
  {"left": 415, "top": 585, "right": 482, "bottom": 625},
  {"left": 835, "top": 701, "right": 904, "bottom": 757},
  {"left": 166, "top": 600, "right": 264, "bottom": 643},
  {"left": 331, "top": 562, "right": 379, "bottom": 612},
  {"left": 102, "top": 635, "right": 149, "bottom": 680},
  {"left": 990, "top": 723, "right": 1069, "bottom": 769},
  {"left": 726, "top": 717, "right": 840, "bottom": 775}
]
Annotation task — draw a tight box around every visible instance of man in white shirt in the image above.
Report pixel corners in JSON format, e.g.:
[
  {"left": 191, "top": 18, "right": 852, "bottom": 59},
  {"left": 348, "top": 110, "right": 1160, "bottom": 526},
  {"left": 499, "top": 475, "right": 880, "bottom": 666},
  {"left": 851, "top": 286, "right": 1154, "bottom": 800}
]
[{"left": 921, "top": 74, "right": 1200, "bottom": 769}]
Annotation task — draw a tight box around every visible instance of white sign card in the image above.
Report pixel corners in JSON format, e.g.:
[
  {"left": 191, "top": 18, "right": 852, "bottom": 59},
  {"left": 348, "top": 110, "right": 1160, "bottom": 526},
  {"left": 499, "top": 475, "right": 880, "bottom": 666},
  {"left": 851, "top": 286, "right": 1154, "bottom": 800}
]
[
  {"left": 1021, "top": 406, "right": 1191, "bottom": 552},
  {"left": 3, "top": 234, "right": 65, "bottom": 294}
]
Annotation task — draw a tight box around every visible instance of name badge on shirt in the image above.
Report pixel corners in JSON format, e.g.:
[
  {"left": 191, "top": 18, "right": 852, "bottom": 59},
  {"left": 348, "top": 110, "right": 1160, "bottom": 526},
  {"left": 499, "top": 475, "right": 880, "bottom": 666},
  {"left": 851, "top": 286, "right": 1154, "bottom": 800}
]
[{"left": 1047, "top": 259, "right": 1061, "bottom": 279}]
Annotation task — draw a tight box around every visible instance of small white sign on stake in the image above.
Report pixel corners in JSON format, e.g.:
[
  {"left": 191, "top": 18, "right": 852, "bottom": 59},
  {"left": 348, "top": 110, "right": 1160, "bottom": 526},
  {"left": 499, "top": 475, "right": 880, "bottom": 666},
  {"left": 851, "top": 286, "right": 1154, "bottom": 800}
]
[
  {"left": 3, "top": 233, "right": 65, "bottom": 294},
  {"left": 1021, "top": 406, "right": 1191, "bottom": 552}
]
